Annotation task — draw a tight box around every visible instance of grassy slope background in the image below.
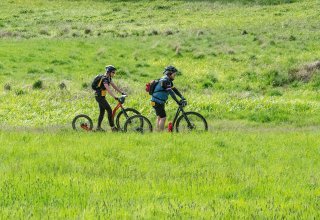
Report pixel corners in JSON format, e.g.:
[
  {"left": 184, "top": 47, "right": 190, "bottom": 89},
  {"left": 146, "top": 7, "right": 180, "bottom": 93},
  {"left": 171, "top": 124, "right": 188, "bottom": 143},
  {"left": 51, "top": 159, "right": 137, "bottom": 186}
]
[
  {"left": 1, "top": 0, "right": 320, "bottom": 218},
  {"left": 0, "top": 0, "right": 320, "bottom": 127}
]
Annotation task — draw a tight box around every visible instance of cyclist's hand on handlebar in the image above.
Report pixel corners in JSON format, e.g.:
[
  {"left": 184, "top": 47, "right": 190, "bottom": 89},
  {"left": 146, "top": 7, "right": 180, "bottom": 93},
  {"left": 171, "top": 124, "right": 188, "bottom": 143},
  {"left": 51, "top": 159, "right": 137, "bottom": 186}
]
[
  {"left": 179, "top": 99, "right": 187, "bottom": 107},
  {"left": 121, "top": 91, "right": 127, "bottom": 96},
  {"left": 114, "top": 97, "right": 119, "bottom": 101}
]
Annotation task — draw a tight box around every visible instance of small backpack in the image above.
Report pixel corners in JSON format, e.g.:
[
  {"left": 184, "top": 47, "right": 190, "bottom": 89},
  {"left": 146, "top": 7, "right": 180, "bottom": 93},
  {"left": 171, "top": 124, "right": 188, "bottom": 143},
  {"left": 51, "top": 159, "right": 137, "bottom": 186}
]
[
  {"left": 91, "top": 74, "right": 104, "bottom": 90},
  {"left": 146, "top": 79, "right": 160, "bottom": 95}
]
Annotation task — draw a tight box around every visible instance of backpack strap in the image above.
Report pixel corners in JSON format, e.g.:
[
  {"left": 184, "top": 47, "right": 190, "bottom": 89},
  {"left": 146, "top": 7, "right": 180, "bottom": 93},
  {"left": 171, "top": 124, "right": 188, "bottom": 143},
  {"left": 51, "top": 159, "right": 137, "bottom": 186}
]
[{"left": 97, "top": 76, "right": 104, "bottom": 88}]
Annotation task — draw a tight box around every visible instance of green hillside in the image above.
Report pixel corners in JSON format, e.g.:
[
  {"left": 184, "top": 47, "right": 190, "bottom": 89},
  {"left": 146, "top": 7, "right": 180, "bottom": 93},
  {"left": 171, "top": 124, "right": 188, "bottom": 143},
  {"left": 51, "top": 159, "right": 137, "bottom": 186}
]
[{"left": 1, "top": 0, "right": 320, "bottom": 126}]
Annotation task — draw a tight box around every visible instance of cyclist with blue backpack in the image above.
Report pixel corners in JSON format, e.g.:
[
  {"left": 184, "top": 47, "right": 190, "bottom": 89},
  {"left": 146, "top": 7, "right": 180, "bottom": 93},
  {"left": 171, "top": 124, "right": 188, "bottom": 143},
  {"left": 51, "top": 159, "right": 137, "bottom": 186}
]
[
  {"left": 150, "top": 66, "right": 186, "bottom": 131},
  {"left": 92, "top": 65, "right": 126, "bottom": 131}
]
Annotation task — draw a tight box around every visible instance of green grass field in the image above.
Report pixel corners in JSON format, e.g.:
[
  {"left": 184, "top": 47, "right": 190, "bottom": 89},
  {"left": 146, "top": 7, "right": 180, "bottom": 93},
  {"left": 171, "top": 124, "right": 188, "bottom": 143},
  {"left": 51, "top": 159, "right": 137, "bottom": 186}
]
[
  {"left": 1, "top": 0, "right": 320, "bottom": 218},
  {"left": 1, "top": 130, "right": 320, "bottom": 218}
]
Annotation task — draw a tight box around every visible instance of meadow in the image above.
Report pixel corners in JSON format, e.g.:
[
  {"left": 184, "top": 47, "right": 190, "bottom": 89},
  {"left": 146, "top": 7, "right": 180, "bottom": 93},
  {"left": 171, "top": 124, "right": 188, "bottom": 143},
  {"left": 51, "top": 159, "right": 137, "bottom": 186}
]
[
  {"left": 1, "top": 0, "right": 320, "bottom": 127},
  {"left": 1, "top": 0, "right": 320, "bottom": 218},
  {"left": 1, "top": 130, "right": 320, "bottom": 218}
]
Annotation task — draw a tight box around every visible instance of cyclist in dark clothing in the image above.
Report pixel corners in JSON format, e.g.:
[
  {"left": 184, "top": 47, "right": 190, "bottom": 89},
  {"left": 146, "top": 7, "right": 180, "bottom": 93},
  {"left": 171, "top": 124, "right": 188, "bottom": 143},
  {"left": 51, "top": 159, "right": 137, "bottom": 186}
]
[
  {"left": 95, "top": 65, "right": 126, "bottom": 131},
  {"left": 151, "top": 66, "right": 186, "bottom": 131}
]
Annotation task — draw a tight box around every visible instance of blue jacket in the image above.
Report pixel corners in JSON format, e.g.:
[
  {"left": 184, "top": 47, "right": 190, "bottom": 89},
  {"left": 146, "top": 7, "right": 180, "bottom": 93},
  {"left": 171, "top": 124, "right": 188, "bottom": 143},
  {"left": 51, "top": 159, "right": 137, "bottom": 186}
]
[{"left": 151, "top": 76, "right": 173, "bottom": 104}]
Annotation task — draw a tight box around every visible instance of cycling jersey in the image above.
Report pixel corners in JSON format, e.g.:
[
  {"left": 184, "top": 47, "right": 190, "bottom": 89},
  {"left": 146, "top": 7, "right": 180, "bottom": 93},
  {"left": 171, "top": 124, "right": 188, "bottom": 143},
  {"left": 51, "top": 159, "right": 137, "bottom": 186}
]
[
  {"left": 151, "top": 76, "right": 173, "bottom": 104},
  {"left": 95, "top": 75, "right": 112, "bottom": 97}
]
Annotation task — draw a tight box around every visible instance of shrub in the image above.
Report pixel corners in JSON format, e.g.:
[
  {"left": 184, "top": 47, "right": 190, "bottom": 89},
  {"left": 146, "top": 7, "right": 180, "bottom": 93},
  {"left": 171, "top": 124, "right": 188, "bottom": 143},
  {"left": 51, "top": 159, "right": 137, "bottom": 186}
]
[
  {"left": 202, "top": 81, "right": 214, "bottom": 89},
  {"left": 289, "top": 35, "right": 296, "bottom": 41},
  {"left": 59, "top": 82, "right": 66, "bottom": 90},
  {"left": 116, "top": 69, "right": 128, "bottom": 77},
  {"left": 15, "top": 89, "right": 26, "bottom": 96},
  {"left": 44, "top": 68, "right": 54, "bottom": 73},
  {"left": 82, "top": 82, "right": 89, "bottom": 89},
  {"left": 165, "top": 30, "right": 173, "bottom": 36},
  {"left": 148, "top": 30, "right": 158, "bottom": 36},
  {"left": 267, "top": 89, "right": 283, "bottom": 96},
  {"left": 39, "top": 29, "right": 50, "bottom": 36},
  {"left": 32, "top": 80, "right": 43, "bottom": 89},
  {"left": 4, "top": 83, "right": 11, "bottom": 91},
  {"left": 265, "top": 70, "right": 288, "bottom": 87},
  {"left": 27, "top": 68, "right": 41, "bottom": 74},
  {"left": 84, "top": 28, "right": 92, "bottom": 34},
  {"left": 193, "top": 52, "right": 206, "bottom": 59}
]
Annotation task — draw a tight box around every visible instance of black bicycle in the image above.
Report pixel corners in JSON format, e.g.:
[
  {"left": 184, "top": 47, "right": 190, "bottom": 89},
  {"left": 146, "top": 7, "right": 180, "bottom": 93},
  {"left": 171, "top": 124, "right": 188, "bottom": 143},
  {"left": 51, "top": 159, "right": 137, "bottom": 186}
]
[{"left": 170, "top": 100, "right": 208, "bottom": 132}]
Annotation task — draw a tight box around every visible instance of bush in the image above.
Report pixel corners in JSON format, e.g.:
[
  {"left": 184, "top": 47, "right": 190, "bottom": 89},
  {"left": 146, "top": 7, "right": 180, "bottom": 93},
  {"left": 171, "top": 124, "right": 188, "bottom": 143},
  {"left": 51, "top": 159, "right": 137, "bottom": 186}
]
[
  {"left": 27, "top": 68, "right": 41, "bottom": 74},
  {"left": 44, "top": 68, "right": 54, "bottom": 73},
  {"left": 84, "top": 28, "right": 92, "bottom": 35},
  {"left": 82, "top": 82, "right": 89, "bottom": 89},
  {"left": 4, "top": 83, "right": 11, "bottom": 91},
  {"left": 15, "top": 89, "right": 26, "bottom": 96},
  {"left": 32, "top": 80, "right": 43, "bottom": 89},
  {"left": 267, "top": 89, "right": 283, "bottom": 96},
  {"left": 265, "top": 70, "right": 288, "bottom": 87},
  {"left": 193, "top": 52, "right": 206, "bottom": 59},
  {"left": 59, "top": 82, "right": 66, "bottom": 90}
]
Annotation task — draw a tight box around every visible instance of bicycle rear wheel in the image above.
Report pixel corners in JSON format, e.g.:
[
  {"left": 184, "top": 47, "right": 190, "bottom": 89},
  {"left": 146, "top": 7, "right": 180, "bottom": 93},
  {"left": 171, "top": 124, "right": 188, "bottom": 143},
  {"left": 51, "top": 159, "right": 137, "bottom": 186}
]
[
  {"left": 176, "top": 112, "right": 208, "bottom": 132},
  {"left": 123, "top": 115, "right": 153, "bottom": 133},
  {"left": 72, "top": 114, "right": 93, "bottom": 131}
]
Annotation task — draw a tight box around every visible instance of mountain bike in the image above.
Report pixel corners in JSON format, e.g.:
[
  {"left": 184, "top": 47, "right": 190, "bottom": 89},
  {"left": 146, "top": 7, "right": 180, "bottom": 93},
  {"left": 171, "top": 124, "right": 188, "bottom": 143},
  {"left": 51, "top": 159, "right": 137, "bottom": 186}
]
[
  {"left": 72, "top": 95, "right": 140, "bottom": 131},
  {"left": 169, "top": 100, "right": 208, "bottom": 132}
]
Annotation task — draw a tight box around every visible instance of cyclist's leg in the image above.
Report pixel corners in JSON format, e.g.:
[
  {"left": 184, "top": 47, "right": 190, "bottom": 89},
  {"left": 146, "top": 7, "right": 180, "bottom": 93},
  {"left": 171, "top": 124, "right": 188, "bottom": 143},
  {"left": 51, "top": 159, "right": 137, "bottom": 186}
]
[
  {"left": 101, "top": 98, "right": 114, "bottom": 128},
  {"left": 153, "top": 102, "right": 166, "bottom": 131},
  {"left": 158, "top": 117, "right": 166, "bottom": 131},
  {"left": 95, "top": 96, "right": 105, "bottom": 128}
]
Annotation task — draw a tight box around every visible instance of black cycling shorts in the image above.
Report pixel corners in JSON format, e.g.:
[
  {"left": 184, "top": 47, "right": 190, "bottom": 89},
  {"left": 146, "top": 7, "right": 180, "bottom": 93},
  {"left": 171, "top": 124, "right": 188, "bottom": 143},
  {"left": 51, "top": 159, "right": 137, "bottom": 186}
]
[{"left": 151, "top": 101, "right": 166, "bottom": 118}]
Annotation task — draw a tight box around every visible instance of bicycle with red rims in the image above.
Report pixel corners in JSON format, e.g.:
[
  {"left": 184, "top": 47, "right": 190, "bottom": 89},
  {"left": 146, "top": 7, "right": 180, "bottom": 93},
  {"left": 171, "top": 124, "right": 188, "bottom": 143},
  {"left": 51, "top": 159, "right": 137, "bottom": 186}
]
[
  {"left": 168, "top": 100, "right": 208, "bottom": 132},
  {"left": 72, "top": 95, "right": 141, "bottom": 131}
]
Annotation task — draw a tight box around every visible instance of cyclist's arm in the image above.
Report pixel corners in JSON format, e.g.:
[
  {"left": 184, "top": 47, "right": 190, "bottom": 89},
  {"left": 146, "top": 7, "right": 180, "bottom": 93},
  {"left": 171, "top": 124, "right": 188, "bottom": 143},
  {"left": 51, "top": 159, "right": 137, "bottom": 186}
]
[
  {"left": 168, "top": 89, "right": 180, "bottom": 104},
  {"left": 172, "top": 87, "right": 184, "bottom": 99},
  {"left": 104, "top": 83, "right": 117, "bottom": 99},
  {"left": 110, "top": 82, "right": 124, "bottom": 94}
]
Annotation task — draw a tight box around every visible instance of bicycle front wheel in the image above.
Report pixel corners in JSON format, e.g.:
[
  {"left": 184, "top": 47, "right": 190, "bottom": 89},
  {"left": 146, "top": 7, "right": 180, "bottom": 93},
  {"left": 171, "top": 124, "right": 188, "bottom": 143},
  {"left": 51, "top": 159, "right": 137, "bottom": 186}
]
[
  {"left": 72, "top": 114, "right": 93, "bottom": 131},
  {"left": 115, "top": 108, "right": 140, "bottom": 131},
  {"left": 123, "top": 115, "right": 153, "bottom": 134},
  {"left": 176, "top": 112, "right": 208, "bottom": 132}
]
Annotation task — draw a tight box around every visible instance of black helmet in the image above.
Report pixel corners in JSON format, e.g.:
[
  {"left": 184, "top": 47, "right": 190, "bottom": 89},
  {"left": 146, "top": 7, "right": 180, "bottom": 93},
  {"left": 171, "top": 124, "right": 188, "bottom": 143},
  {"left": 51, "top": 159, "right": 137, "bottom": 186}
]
[
  {"left": 163, "top": 65, "right": 178, "bottom": 75},
  {"left": 105, "top": 65, "right": 117, "bottom": 73}
]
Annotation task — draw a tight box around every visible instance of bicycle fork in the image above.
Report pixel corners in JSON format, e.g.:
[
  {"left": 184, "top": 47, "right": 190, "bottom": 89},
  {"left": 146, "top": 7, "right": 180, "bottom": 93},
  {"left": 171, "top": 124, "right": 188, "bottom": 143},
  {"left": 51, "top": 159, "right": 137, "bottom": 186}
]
[{"left": 172, "top": 107, "right": 194, "bottom": 131}]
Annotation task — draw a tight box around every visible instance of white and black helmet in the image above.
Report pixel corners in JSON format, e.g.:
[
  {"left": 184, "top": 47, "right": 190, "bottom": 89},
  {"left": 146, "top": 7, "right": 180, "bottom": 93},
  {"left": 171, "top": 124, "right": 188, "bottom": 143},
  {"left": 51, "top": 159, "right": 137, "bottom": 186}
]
[{"left": 105, "top": 65, "right": 117, "bottom": 73}]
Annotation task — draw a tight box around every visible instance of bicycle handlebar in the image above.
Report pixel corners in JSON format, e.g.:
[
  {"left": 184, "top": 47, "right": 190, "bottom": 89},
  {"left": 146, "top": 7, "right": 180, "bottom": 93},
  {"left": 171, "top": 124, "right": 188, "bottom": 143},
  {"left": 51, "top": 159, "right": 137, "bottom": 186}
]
[{"left": 118, "top": 95, "right": 127, "bottom": 104}]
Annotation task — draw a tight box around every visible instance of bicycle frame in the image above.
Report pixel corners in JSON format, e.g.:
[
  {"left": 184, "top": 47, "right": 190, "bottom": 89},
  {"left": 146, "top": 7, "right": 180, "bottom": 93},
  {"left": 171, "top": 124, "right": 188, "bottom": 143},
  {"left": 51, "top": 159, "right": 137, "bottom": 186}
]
[
  {"left": 171, "top": 105, "right": 192, "bottom": 129},
  {"left": 111, "top": 95, "right": 126, "bottom": 119}
]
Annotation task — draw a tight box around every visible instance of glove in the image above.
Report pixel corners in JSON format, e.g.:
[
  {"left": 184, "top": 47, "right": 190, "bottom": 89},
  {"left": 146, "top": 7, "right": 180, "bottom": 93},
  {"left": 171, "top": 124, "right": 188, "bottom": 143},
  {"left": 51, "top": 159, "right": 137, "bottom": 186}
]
[
  {"left": 121, "top": 92, "right": 127, "bottom": 95},
  {"left": 114, "top": 97, "right": 119, "bottom": 101},
  {"left": 179, "top": 99, "right": 187, "bottom": 107}
]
